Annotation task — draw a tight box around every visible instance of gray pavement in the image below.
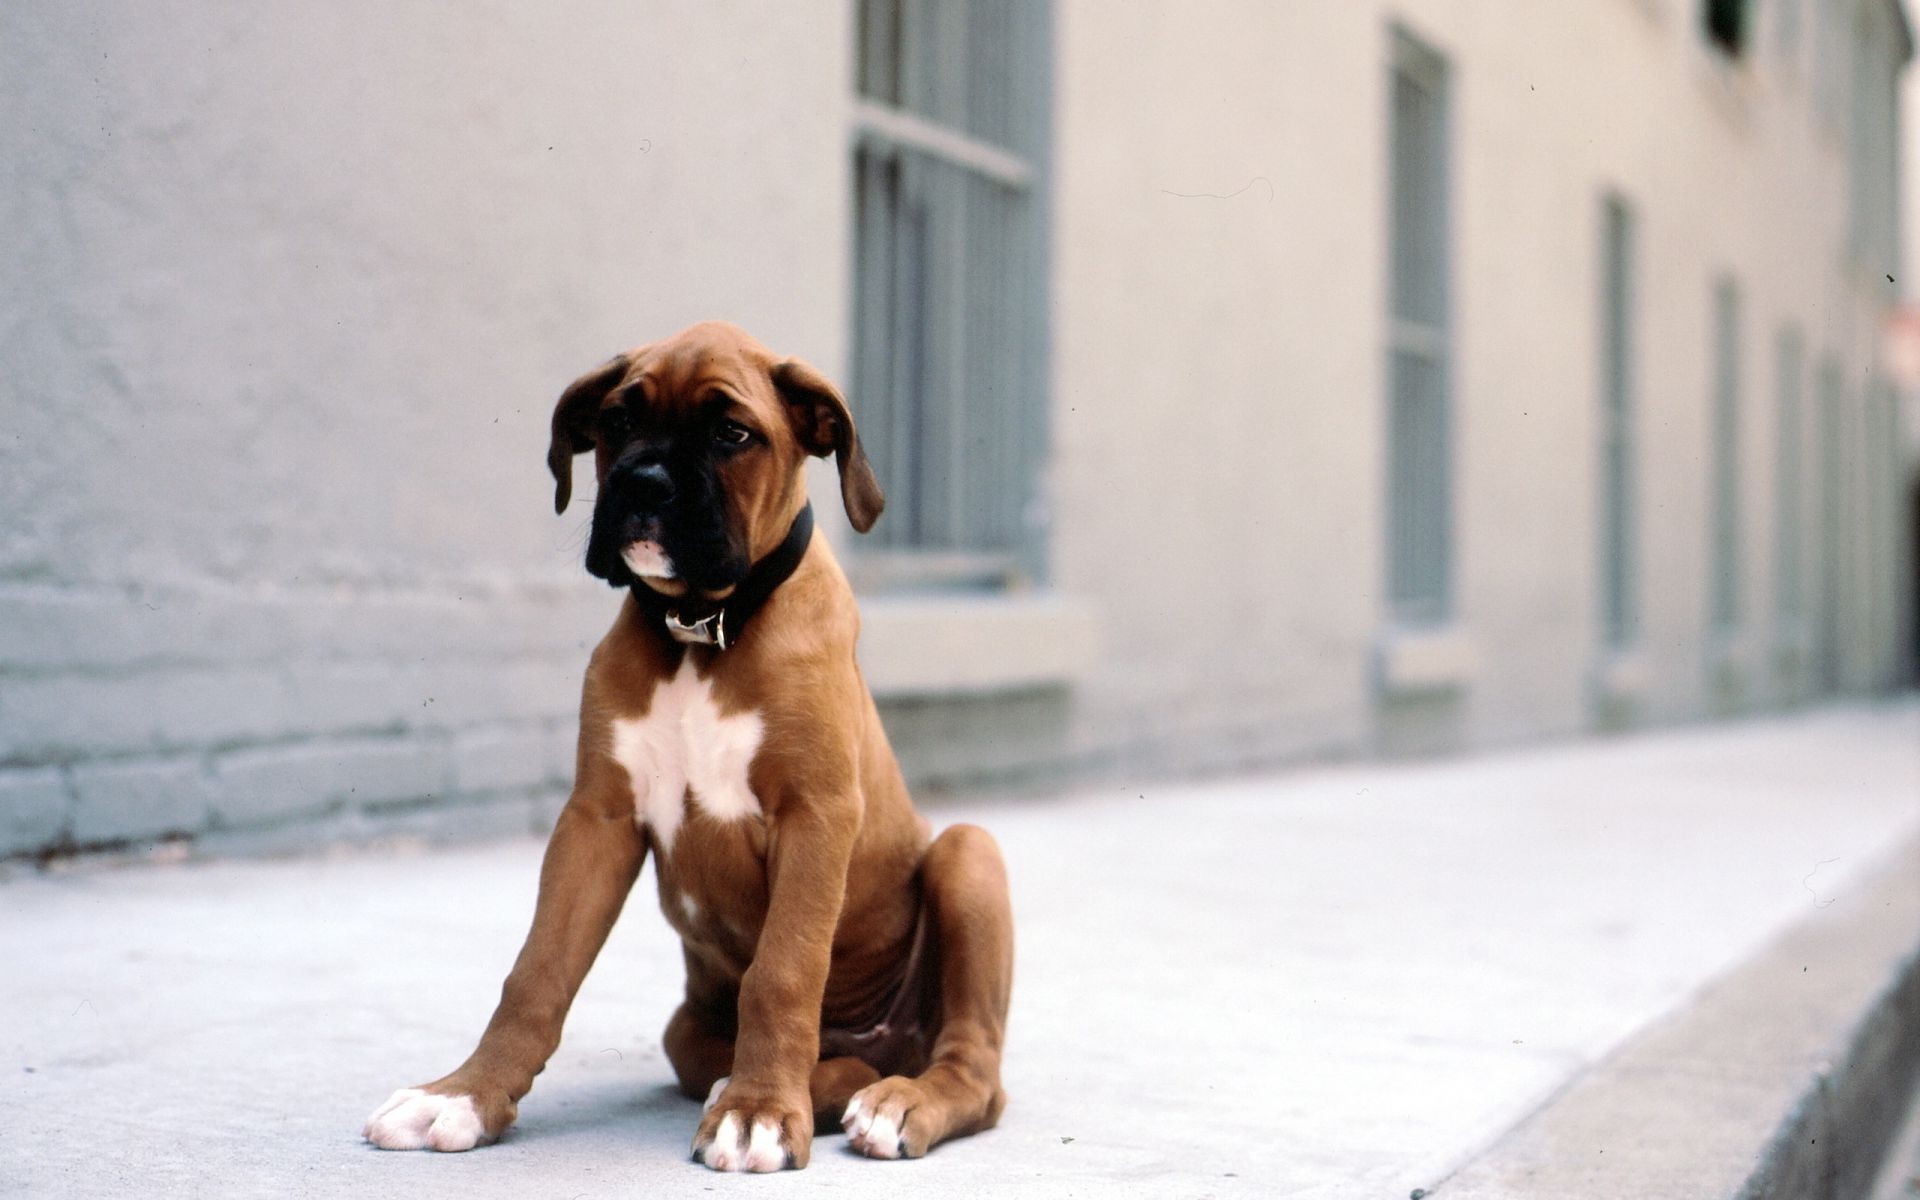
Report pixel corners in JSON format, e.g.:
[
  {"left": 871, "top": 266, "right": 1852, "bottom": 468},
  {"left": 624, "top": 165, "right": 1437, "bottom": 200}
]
[{"left": 4, "top": 699, "right": 1918, "bottom": 1199}]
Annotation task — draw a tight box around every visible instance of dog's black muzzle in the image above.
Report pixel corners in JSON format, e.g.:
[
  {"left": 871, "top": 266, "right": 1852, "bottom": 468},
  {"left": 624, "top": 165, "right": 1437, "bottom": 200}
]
[{"left": 585, "top": 451, "right": 746, "bottom": 592}]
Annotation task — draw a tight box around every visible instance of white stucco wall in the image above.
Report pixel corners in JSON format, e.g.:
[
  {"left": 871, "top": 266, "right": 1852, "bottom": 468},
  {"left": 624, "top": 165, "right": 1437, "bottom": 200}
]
[
  {"left": 1050, "top": 0, "right": 1912, "bottom": 771},
  {"left": 0, "top": 1, "right": 853, "bottom": 853},
  {"left": 1, "top": 0, "right": 1911, "bottom": 857},
  {"left": 1048, "top": 2, "right": 1385, "bottom": 769}
]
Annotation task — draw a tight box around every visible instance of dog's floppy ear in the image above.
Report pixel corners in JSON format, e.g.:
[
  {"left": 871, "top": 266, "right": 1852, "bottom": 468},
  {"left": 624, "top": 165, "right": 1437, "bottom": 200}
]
[
  {"left": 772, "top": 358, "right": 885, "bottom": 533},
  {"left": 546, "top": 354, "right": 630, "bottom": 514}
]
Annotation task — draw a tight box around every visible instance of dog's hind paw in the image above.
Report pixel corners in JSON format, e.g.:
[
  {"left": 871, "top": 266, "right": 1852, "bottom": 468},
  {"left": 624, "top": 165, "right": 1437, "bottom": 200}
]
[
  {"left": 843, "top": 1075, "right": 985, "bottom": 1160},
  {"left": 841, "top": 1086, "right": 911, "bottom": 1159}
]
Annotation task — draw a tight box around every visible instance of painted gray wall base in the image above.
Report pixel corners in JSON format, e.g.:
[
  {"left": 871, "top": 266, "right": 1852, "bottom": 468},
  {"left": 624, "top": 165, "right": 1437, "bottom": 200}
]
[
  {"left": 879, "top": 688, "right": 1076, "bottom": 790},
  {"left": 0, "top": 768, "right": 66, "bottom": 858}
]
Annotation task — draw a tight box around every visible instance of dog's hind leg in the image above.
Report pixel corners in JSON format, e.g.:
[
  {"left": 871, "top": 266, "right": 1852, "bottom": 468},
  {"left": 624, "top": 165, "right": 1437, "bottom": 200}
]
[
  {"left": 842, "top": 824, "right": 1012, "bottom": 1159},
  {"left": 809, "top": 1056, "right": 881, "bottom": 1128},
  {"left": 666, "top": 989, "right": 881, "bottom": 1128},
  {"left": 663, "top": 997, "right": 737, "bottom": 1103}
]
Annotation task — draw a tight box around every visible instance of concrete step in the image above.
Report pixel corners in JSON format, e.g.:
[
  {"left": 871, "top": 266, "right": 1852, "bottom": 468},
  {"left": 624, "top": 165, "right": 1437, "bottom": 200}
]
[
  {"left": 1867, "top": 1075, "right": 1920, "bottom": 1200},
  {"left": 1433, "top": 835, "right": 1920, "bottom": 1200}
]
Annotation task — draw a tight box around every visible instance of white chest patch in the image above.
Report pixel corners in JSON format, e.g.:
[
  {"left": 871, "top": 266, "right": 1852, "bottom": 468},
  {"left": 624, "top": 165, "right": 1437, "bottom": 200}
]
[{"left": 609, "top": 659, "right": 765, "bottom": 855}]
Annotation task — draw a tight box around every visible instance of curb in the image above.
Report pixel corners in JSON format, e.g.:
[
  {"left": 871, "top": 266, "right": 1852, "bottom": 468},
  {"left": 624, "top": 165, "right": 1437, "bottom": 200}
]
[
  {"left": 1739, "top": 935, "right": 1920, "bottom": 1200},
  {"left": 1432, "top": 834, "right": 1920, "bottom": 1200}
]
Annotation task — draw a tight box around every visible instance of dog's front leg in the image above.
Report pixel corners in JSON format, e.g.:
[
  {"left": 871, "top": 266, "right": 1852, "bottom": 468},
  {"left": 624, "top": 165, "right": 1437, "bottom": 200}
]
[
  {"left": 692, "top": 800, "right": 858, "bottom": 1173},
  {"left": 365, "top": 789, "right": 646, "bottom": 1151}
]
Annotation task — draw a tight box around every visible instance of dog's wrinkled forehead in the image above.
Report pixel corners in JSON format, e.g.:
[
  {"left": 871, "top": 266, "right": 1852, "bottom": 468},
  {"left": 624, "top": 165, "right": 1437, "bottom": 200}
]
[
  {"left": 547, "top": 318, "right": 882, "bottom": 529},
  {"left": 611, "top": 322, "right": 781, "bottom": 425}
]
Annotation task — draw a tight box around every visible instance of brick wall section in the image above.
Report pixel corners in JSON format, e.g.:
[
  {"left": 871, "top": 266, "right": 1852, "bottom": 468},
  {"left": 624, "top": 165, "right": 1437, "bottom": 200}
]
[
  {"left": 0, "top": 768, "right": 67, "bottom": 860},
  {"left": 0, "top": 582, "right": 612, "bottom": 859}
]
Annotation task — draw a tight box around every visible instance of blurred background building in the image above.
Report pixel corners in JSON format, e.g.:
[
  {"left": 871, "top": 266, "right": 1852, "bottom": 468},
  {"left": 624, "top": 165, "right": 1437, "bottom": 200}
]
[{"left": 2, "top": 0, "right": 1914, "bottom": 858}]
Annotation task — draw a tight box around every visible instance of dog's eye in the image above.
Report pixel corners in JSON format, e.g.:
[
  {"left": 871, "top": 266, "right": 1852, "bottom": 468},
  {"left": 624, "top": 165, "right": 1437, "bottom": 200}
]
[
  {"left": 714, "top": 420, "right": 753, "bottom": 447},
  {"left": 597, "top": 407, "right": 633, "bottom": 441}
]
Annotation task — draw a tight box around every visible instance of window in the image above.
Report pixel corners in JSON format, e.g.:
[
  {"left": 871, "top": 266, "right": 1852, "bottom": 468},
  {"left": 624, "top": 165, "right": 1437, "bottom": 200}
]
[
  {"left": 1386, "top": 29, "right": 1454, "bottom": 625},
  {"left": 1774, "top": 327, "right": 1806, "bottom": 630},
  {"left": 1847, "top": 1, "right": 1900, "bottom": 270},
  {"left": 1777, "top": 0, "right": 1802, "bottom": 62},
  {"left": 1705, "top": 0, "right": 1753, "bottom": 55},
  {"left": 851, "top": 0, "right": 1050, "bottom": 584},
  {"left": 1866, "top": 381, "right": 1897, "bottom": 669},
  {"left": 1709, "top": 279, "right": 1742, "bottom": 635},
  {"left": 1815, "top": 0, "right": 1848, "bottom": 130},
  {"left": 1814, "top": 357, "right": 1845, "bottom": 690},
  {"left": 1599, "top": 197, "right": 1638, "bottom": 651}
]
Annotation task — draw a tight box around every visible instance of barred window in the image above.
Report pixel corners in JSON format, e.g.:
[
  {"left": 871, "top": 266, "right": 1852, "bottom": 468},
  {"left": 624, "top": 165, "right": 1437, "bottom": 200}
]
[
  {"left": 1847, "top": 0, "right": 1900, "bottom": 270},
  {"left": 1774, "top": 327, "right": 1806, "bottom": 630},
  {"left": 1815, "top": 0, "right": 1849, "bottom": 130},
  {"left": 851, "top": 0, "right": 1050, "bottom": 588},
  {"left": 1709, "top": 278, "right": 1743, "bottom": 635},
  {"left": 1599, "top": 197, "right": 1638, "bottom": 651},
  {"left": 1813, "top": 357, "right": 1846, "bottom": 691},
  {"left": 1776, "top": 0, "right": 1802, "bottom": 62},
  {"left": 1386, "top": 29, "right": 1454, "bottom": 625}
]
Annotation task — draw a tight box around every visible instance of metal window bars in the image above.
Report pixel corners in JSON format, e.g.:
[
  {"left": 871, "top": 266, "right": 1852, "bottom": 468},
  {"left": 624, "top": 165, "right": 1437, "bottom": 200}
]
[{"left": 851, "top": 0, "right": 1049, "bottom": 586}]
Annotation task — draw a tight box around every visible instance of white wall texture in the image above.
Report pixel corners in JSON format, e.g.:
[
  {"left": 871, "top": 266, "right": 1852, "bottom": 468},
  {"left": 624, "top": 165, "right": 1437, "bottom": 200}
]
[
  {"left": 1, "top": 1, "right": 1913, "bottom": 857},
  {"left": 1049, "top": 0, "right": 1915, "bottom": 772},
  {"left": 0, "top": 2, "right": 855, "bottom": 854}
]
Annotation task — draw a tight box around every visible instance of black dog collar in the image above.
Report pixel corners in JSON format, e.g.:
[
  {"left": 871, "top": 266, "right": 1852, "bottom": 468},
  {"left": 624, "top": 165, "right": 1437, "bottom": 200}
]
[{"left": 630, "top": 504, "right": 814, "bottom": 652}]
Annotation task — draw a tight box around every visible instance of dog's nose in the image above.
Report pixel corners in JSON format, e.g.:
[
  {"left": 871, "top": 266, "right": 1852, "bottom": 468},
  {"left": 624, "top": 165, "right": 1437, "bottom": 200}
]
[{"left": 619, "top": 461, "right": 675, "bottom": 506}]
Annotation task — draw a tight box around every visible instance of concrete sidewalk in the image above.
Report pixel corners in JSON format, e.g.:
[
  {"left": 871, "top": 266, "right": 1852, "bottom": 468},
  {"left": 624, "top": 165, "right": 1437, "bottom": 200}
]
[{"left": 4, "top": 700, "right": 1918, "bottom": 1199}]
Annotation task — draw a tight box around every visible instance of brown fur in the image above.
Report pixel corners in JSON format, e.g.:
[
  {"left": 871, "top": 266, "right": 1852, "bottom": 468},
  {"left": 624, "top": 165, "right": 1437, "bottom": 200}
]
[{"left": 371, "top": 322, "right": 1012, "bottom": 1171}]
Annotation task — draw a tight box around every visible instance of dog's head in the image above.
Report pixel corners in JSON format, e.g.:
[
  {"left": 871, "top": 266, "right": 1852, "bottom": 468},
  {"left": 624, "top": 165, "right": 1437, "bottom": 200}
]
[{"left": 547, "top": 321, "right": 883, "bottom": 595}]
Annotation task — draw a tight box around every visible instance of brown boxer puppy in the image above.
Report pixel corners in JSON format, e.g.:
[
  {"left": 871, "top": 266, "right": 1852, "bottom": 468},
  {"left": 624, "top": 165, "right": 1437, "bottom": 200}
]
[{"left": 363, "top": 321, "right": 1012, "bottom": 1172}]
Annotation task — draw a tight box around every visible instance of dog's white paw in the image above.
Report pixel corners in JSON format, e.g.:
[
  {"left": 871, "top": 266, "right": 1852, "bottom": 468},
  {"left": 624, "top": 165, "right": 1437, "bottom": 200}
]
[
  {"left": 841, "top": 1091, "right": 904, "bottom": 1159},
  {"left": 841, "top": 1075, "right": 952, "bottom": 1159},
  {"left": 697, "top": 1110, "right": 790, "bottom": 1173},
  {"left": 692, "top": 1082, "right": 808, "bottom": 1172},
  {"left": 363, "top": 1087, "right": 491, "bottom": 1152}
]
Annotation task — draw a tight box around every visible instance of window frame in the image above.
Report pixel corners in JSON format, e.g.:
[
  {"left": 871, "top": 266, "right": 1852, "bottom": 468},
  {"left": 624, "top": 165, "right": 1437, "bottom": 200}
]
[
  {"left": 1384, "top": 26, "right": 1456, "bottom": 628},
  {"left": 1709, "top": 277, "right": 1744, "bottom": 637},
  {"left": 1846, "top": 0, "right": 1902, "bottom": 271},
  {"left": 1774, "top": 326, "right": 1806, "bottom": 636},
  {"left": 848, "top": 0, "right": 1053, "bottom": 591},
  {"left": 1599, "top": 195, "right": 1640, "bottom": 653}
]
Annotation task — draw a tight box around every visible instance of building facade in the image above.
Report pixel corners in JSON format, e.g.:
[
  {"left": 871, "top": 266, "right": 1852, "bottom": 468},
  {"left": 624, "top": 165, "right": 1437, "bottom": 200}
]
[{"left": 1, "top": 0, "right": 1913, "bottom": 857}]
